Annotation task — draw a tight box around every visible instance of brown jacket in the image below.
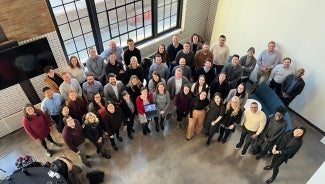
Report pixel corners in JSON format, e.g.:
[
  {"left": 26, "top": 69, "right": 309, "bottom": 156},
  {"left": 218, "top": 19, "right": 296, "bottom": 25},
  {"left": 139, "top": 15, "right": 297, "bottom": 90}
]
[{"left": 44, "top": 72, "right": 62, "bottom": 93}]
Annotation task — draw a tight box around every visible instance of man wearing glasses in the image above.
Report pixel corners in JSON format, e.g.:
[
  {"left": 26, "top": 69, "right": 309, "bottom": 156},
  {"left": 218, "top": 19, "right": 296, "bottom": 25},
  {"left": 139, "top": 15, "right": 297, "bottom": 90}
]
[{"left": 235, "top": 102, "right": 266, "bottom": 156}]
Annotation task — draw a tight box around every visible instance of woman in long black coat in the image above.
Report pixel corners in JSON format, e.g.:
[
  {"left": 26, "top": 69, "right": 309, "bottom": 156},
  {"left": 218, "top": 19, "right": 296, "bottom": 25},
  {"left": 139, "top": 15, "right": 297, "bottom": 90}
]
[{"left": 263, "top": 126, "right": 306, "bottom": 184}]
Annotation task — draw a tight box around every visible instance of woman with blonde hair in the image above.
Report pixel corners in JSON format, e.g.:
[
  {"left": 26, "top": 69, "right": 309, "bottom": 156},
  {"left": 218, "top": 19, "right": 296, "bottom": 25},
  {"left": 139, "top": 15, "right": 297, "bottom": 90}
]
[
  {"left": 84, "top": 112, "right": 111, "bottom": 159},
  {"left": 217, "top": 96, "right": 243, "bottom": 143},
  {"left": 126, "top": 75, "right": 143, "bottom": 106},
  {"left": 125, "top": 56, "right": 144, "bottom": 83}
]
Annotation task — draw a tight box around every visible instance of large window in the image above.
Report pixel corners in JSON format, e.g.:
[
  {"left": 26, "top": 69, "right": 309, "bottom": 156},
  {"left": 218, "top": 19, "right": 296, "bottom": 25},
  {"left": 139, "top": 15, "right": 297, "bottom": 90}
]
[{"left": 46, "top": 0, "right": 182, "bottom": 63}]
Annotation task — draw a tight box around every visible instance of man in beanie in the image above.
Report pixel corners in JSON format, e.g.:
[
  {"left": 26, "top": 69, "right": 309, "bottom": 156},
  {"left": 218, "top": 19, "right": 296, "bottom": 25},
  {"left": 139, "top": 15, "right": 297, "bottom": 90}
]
[
  {"left": 254, "top": 106, "right": 288, "bottom": 160},
  {"left": 238, "top": 47, "right": 257, "bottom": 85}
]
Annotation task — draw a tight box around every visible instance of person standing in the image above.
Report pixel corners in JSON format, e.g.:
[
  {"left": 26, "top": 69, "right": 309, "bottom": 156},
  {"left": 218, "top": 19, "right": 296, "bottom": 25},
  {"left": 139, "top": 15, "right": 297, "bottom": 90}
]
[
  {"left": 125, "top": 56, "right": 144, "bottom": 84},
  {"left": 263, "top": 127, "right": 306, "bottom": 184},
  {"left": 222, "top": 54, "right": 243, "bottom": 89},
  {"left": 224, "top": 82, "right": 248, "bottom": 109},
  {"left": 195, "top": 42, "right": 213, "bottom": 69},
  {"left": 120, "top": 91, "right": 136, "bottom": 139},
  {"left": 216, "top": 96, "right": 242, "bottom": 144},
  {"left": 82, "top": 73, "right": 104, "bottom": 103},
  {"left": 194, "top": 58, "right": 216, "bottom": 85},
  {"left": 209, "top": 72, "right": 230, "bottom": 100},
  {"left": 153, "top": 82, "right": 170, "bottom": 132},
  {"left": 43, "top": 65, "right": 63, "bottom": 93},
  {"left": 211, "top": 35, "right": 229, "bottom": 74},
  {"left": 86, "top": 47, "right": 106, "bottom": 84},
  {"left": 175, "top": 84, "right": 193, "bottom": 131},
  {"left": 22, "top": 104, "right": 63, "bottom": 157},
  {"left": 105, "top": 53, "right": 125, "bottom": 83},
  {"left": 123, "top": 38, "right": 141, "bottom": 66},
  {"left": 190, "top": 33, "right": 203, "bottom": 53},
  {"left": 41, "top": 87, "right": 64, "bottom": 133},
  {"left": 238, "top": 47, "right": 256, "bottom": 85},
  {"left": 136, "top": 87, "right": 153, "bottom": 135},
  {"left": 204, "top": 92, "right": 225, "bottom": 145},
  {"left": 235, "top": 102, "right": 266, "bottom": 156},
  {"left": 255, "top": 106, "right": 288, "bottom": 160},
  {"left": 175, "top": 42, "right": 196, "bottom": 81},
  {"left": 154, "top": 44, "right": 170, "bottom": 65},
  {"left": 167, "top": 35, "right": 183, "bottom": 73},
  {"left": 186, "top": 91, "right": 209, "bottom": 140},
  {"left": 59, "top": 72, "right": 82, "bottom": 100},
  {"left": 172, "top": 58, "right": 191, "bottom": 80},
  {"left": 103, "top": 73, "right": 125, "bottom": 106},
  {"left": 100, "top": 40, "right": 123, "bottom": 62},
  {"left": 83, "top": 112, "right": 111, "bottom": 159},
  {"left": 148, "top": 71, "right": 166, "bottom": 93},
  {"left": 62, "top": 115, "right": 91, "bottom": 167},
  {"left": 101, "top": 102, "right": 127, "bottom": 151},
  {"left": 148, "top": 54, "right": 170, "bottom": 81},
  {"left": 66, "top": 56, "right": 86, "bottom": 85},
  {"left": 66, "top": 89, "right": 88, "bottom": 124},
  {"left": 280, "top": 68, "right": 305, "bottom": 106}
]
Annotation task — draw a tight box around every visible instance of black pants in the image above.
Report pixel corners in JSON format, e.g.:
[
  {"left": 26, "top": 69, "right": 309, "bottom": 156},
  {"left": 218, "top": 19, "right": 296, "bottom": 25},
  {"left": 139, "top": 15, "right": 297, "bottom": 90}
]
[
  {"left": 237, "top": 126, "right": 256, "bottom": 154},
  {"left": 218, "top": 126, "right": 232, "bottom": 141},
  {"left": 214, "top": 64, "right": 224, "bottom": 75},
  {"left": 269, "top": 79, "right": 282, "bottom": 95},
  {"left": 270, "top": 155, "right": 287, "bottom": 179},
  {"left": 126, "top": 116, "right": 135, "bottom": 136},
  {"left": 176, "top": 110, "right": 187, "bottom": 122},
  {"left": 40, "top": 133, "right": 55, "bottom": 150},
  {"left": 50, "top": 115, "right": 62, "bottom": 133}
]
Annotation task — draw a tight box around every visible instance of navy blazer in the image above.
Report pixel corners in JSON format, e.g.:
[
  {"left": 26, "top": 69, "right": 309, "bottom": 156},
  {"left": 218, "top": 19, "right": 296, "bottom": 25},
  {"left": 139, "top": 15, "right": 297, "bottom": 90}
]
[{"left": 281, "top": 75, "right": 305, "bottom": 98}]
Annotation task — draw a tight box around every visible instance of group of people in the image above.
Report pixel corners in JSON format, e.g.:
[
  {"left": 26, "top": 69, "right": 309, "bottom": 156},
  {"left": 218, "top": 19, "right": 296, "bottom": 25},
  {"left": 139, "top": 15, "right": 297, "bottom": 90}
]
[{"left": 21, "top": 34, "right": 307, "bottom": 183}]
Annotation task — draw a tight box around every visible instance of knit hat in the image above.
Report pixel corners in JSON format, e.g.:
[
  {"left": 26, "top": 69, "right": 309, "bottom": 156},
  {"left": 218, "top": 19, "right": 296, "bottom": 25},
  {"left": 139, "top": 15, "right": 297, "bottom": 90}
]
[{"left": 248, "top": 47, "right": 255, "bottom": 54}]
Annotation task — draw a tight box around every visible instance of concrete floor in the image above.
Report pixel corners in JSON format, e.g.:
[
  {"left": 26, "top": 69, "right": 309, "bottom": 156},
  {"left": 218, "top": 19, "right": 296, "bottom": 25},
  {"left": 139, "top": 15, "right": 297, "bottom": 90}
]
[{"left": 0, "top": 110, "right": 324, "bottom": 184}]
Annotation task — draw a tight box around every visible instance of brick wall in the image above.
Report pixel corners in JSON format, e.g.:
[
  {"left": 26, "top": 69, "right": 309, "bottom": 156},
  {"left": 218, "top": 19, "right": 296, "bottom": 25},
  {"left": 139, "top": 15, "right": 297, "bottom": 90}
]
[
  {"left": 0, "top": 0, "right": 218, "bottom": 136},
  {"left": 0, "top": 0, "right": 54, "bottom": 41}
]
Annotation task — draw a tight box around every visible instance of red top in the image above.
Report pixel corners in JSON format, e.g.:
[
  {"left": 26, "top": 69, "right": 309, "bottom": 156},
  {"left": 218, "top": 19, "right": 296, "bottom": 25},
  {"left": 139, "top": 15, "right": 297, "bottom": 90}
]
[
  {"left": 21, "top": 109, "right": 52, "bottom": 140},
  {"left": 136, "top": 93, "right": 153, "bottom": 115}
]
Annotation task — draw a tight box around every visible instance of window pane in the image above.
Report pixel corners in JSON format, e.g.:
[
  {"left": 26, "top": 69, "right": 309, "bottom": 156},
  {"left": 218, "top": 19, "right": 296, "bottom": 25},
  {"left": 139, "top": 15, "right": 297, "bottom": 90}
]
[
  {"left": 171, "top": 2, "right": 178, "bottom": 15},
  {"left": 53, "top": 7, "right": 67, "bottom": 25},
  {"left": 137, "top": 28, "right": 144, "bottom": 41},
  {"left": 65, "top": 40, "right": 77, "bottom": 54},
  {"left": 111, "top": 23, "right": 119, "bottom": 37},
  {"left": 158, "top": 7, "right": 164, "bottom": 21},
  {"left": 50, "top": 0, "right": 62, "bottom": 7},
  {"left": 94, "top": 0, "right": 106, "bottom": 13},
  {"left": 84, "top": 33, "right": 95, "bottom": 47},
  {"left": 76, "top": 1, "right": 88, "bottom": 18},
  {"left": 108, "top": 10, "right": 117, "bottom": 24},
  {"left": 80, "top": 18, "right": 92, "bottom": 33},
  {"left": 119, "top": 20, "right": 128, "bottom": 34},
  {"left": 59, "top": 24, "right": 72, "bottom": 40},
  {"left": 77, "top": 50, "right": 89, "bottom": 63},
  {"left": 98, "top": 12, "right": 108, "bottom": 28},
  {"left": 157, "top": 20, "right": 164, "bottom": 33},
  {"left": 117, "top": 7, "right": 126, "bottom": 21},
  {"left": 145, "top": 25, "right": 152, "bottom": 38},
  {"left": 171, "top": 15, "right": 177, "bottom": 27},
  {"left": 100, "top": 27, "right": 111, "bottom": 42},
  {"left": 70, "top": 21, "right": 82, "bottom": 37},
  {"left": 128, "top": 30, "right": 137, "bottom": 42},
  {"left": 157, "top": 0, "right": 164, "bottom": 7},
  {"left": 75, "top": 36, "right": 86, "bottom": 51},
  {"left": 105, "top": 0, "right": 115, "bottom": 9},
  {"left": 120, "top": 34, "right": 129, "bottom": 47},
  {"left": 164, "top": 18, "right": 171, "bottom": 30},
  {"left": 164, "top": 4, "right": 171, "bottom": 18},
  {"left": 65, "top": 3, "right": 78, "bottom": 21}
]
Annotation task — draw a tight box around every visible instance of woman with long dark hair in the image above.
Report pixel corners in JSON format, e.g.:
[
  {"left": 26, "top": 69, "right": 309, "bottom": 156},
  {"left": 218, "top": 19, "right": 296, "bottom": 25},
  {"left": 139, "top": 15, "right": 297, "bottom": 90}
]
[
  {"left": 204, "top": 92, "right": 225, "bottom": 146},
  {"left": 88, "top": 93, "right": 106, "bottom": 117},
  {"left": 263, "top": 127, "right": 306, "bottom": 184},
  {"left": 224, "top": 82, "right": 248, "bottom": 109},
  {"left": 22, "top": 104, "right": 62, "bottom": 157},
  {"left": 66, "top": 56, "right": 86, "bottom": 84},
  {"left": 120, "top": 90, "right": 136, "bottom": 139},
  {"left": 175, "top": 84, "right": 193, "bottom": 131},
  {"left": 148, "top": 71, "right": 166, "bottom": 93},
  {"left": 136, "top": 87, "right": 153, "bottom": 135},
  {"left": 191, "top": 75, "right": 209, "bottom": 97},
  {"left": 155, "top": 44, "right": 170, "bottom": 65}
]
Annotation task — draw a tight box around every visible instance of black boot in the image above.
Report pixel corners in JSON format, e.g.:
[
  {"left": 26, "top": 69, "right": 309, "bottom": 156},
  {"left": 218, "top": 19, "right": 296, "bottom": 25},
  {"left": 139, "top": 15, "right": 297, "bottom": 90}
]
[
  {"left": 142, "top": 124, "right": 147, "bottom": 135},
  {"left": 206, "top": 136, "right": 212, "bottom": 146},
  {"left": 109, "top": 138, "right": 118, "bottom": 151},
  {"left": 154, "top": 117, "right": 159, "bottom": 132},
  {"left": 145, "top": 123, "right": 151, "bottom": 133},
  {"left": 265, "top": 177, "right": 275, "bottom": 184},
  {"left": 160, "top": 117, "right": 164, "bottom": 130},
  {"left": 128, "top": 133, "right": 133, "bottom": 139}
]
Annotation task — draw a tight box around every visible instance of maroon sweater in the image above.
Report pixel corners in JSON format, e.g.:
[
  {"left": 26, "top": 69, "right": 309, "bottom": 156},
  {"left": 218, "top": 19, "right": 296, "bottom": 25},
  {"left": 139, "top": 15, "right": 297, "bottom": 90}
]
[
  {"left": 101, "top": 107, "right": 126, "bottom": 135},
  {"left": 22, "top": 109, "right": 52, "bottom": 140},
  {"left": 62, "top": 119, "right": 85, "bottom": 153}
]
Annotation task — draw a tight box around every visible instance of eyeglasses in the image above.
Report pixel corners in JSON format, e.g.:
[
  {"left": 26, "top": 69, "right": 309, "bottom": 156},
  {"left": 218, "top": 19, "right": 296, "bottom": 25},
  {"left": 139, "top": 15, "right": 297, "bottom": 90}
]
[{"left": 250, "top": 106, "right": 258, "bottom": 109}]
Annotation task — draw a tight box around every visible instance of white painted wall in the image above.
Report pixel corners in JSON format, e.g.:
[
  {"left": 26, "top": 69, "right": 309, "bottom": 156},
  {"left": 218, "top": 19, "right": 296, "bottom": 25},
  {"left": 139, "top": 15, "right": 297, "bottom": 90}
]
[{"left": 210, "top": 0, "right": 325, "bottom": 132}]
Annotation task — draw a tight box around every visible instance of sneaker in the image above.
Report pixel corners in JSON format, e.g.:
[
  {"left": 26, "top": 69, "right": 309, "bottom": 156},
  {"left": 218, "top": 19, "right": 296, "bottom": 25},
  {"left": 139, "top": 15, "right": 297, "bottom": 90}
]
[
  {"left": 235, "top": 144, "right": 241, "bottom": 149},
  {"left": 117, "top": 136, "right": 123, "bottom": 142},
  {"left": 46, "top": 149, "right": 52, "bottom": 157},
  {"left": 52, "top": 142, "right": 63, "bottom": 147},
  {"left": 240, "top": 151, "right": 246, "bottom": 157}
]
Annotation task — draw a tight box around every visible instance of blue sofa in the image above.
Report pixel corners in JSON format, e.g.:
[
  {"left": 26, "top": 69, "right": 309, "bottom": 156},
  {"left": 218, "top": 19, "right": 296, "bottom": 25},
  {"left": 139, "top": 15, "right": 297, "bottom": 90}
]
[{"left": 249, "top": 83, "right": 292, "bottom": 132}]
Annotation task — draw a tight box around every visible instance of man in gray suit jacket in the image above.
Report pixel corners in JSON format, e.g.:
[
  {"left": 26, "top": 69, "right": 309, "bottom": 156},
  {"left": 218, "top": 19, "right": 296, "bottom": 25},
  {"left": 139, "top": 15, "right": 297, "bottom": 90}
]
[
  {"left": 104, "top": 73, "right": 125, "bottom": 106},
  {"left": 166, "top": 68, "right": 190, "bottom": 119}
]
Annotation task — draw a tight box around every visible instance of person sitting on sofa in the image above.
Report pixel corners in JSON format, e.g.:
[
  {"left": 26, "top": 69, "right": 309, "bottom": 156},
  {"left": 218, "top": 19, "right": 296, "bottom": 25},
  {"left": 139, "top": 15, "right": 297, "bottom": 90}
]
[{"left": 279, "top": 68, "right": 305, "bottom": 106}]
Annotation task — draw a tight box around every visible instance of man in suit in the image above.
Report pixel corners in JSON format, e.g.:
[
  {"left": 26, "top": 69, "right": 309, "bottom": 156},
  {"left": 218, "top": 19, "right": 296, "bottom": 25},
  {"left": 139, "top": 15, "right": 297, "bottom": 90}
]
[
  {"left": 279, "top": 68, "right": 305, "bottom": 106},
  {"left": 104, "top": 73, "right": 125, "bottom": 106}
]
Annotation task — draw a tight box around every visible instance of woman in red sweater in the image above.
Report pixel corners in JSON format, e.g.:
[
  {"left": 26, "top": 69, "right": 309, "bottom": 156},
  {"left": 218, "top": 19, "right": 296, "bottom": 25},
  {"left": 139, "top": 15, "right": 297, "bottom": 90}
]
[
  {"left": 21, "top": 104, "right": 62, "bottom": 157},
  {"left": 136, "top": 87, "right": 153, "bottom": 135}
]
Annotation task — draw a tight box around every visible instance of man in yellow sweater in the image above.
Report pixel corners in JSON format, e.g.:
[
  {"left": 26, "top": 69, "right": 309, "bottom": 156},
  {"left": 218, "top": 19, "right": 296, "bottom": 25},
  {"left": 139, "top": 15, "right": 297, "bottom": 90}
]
[{"left": 235, "top": 102, "right": 266, "bottom": 156}]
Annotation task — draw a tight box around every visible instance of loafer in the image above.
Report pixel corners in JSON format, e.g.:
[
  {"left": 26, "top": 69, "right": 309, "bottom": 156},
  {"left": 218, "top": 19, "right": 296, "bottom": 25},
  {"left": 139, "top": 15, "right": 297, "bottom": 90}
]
[
  {"left": 52, "top": 142, "right": 63, "bottom": 147},
  {"left": 265, "top": 177, "right": 275, "bottom": 184}
]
